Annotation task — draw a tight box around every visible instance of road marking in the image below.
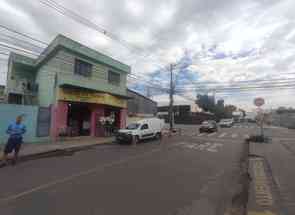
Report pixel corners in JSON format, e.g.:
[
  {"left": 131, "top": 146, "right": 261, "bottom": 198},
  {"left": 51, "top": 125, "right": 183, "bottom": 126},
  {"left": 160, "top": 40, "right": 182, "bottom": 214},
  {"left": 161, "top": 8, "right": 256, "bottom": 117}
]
[
  {"left": 247, "top": 211, "right": 277, "bottom": 215},
  {"left": 207, "top": 132, "right": 217, "bottom": 137},
  {"left": 194, "top": 142, "right": 211, "bottom": 151},
  {"left": 231, "top": 133, "right": 238, "bottom": 138},
  {"left": 0, "top": 147, "right": 164, "bottom": 203},
  {"left": 207, "top": 143, "right": 223, "bottom": 152},
  {"left": 174, "top": 142, "right": 188, "bottom": 146},
  {"left": 198, "top": 133, "right": 205, "bottom": 137},
  {"left": 251, "top": 158, "right": 274, "bottom": 208},
  {"left": 218, "top": 132, "right": 227, "bottom": 138},
  {"left": 244, "top": 134, "right": 250, "bottom": 139}
]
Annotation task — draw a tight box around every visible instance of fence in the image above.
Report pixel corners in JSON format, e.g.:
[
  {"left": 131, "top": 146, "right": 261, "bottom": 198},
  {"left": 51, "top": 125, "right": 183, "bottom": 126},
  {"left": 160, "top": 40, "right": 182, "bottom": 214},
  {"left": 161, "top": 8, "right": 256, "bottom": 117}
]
[{"left": 0, "top": 104, "right": 50, "bottom": 144}]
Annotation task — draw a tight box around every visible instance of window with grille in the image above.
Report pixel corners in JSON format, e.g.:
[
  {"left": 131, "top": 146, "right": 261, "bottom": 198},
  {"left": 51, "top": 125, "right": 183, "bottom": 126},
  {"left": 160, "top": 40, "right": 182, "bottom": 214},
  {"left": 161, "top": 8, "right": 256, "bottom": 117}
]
[
  {"left": 74, "top": 59, "right": 92, "bottom": 77},
  {"left": 108, "top": 70, "right": 120, "bottom": 85}
]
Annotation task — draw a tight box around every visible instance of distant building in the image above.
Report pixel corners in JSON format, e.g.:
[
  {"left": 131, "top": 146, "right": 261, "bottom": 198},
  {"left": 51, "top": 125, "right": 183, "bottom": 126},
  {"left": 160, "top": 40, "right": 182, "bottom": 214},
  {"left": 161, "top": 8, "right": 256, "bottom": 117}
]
[
  {"left": 127, "top": 89, "right": 157, "bottom": 124},
  {"left": 152, "top": 94, "right": 214, "bottom": 124},
  {"left": 152, "top": 94, "right": 202, "bottom": 117}
]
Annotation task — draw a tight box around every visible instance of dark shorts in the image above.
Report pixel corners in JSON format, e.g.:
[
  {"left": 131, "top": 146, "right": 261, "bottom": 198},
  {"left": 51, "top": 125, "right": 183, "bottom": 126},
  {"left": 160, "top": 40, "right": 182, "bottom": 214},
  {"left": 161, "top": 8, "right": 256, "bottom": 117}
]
[{"left": 4, "top": 137, "right": 23, "bottom": 154}]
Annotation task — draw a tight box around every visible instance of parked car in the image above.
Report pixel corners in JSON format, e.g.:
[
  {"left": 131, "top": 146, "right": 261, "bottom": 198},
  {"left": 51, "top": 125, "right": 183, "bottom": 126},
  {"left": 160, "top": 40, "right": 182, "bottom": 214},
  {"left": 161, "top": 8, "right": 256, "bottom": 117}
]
[
  {"left": 116, "top": 118, "right": 165, "bottom": 144},
  {"left": 199, "top": 120, "right": 218, "bottom": 133},
  {"left": 219, "top": 118, "right": 234, "bottom": 128}
]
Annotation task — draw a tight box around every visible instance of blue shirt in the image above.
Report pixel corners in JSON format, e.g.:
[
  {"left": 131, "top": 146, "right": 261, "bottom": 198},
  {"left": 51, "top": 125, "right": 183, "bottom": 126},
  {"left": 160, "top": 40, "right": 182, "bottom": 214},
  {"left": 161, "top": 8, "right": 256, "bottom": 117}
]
[{"left": 6, "top": 122, "right": 26, "bottom": 139}]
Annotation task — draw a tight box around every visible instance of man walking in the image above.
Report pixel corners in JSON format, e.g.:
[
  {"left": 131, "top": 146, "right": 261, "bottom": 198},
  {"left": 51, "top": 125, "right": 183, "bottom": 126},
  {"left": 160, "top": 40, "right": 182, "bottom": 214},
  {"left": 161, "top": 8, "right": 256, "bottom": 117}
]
[{"left": 1, "top": 115, "right": 26, "bottom": 165}]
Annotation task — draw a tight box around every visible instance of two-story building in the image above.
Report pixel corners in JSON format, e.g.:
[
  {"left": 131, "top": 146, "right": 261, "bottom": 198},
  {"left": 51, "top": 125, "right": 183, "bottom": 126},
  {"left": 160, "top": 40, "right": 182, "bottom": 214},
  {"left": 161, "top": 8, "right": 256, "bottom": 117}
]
[{"left": 5, "top": 35, "right": 130, "bottom": 140}]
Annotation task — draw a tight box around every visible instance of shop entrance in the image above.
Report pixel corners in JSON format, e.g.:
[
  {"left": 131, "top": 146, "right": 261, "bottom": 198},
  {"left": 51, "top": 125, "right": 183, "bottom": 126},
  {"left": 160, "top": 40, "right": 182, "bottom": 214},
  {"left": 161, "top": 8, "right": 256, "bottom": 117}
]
[
  {"left": 103, "top": 107, "right": 121, "bottom": 135},
  {"left": 67, "top": 102, "right": 91, "bottom": 136}
]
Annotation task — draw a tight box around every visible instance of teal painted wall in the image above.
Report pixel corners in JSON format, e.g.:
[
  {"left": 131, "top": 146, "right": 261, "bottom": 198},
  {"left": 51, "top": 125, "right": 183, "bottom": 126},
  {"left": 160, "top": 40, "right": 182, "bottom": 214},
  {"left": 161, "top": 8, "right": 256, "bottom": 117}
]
[
  {"left": 0, "top": 104, "right": 48, "bottom": 144},
  {"left": 57, "top": 49, "right": 127, "bottom": 96},
  {"left": 35, "top": 57, "right": 58, "bottom": 107}
]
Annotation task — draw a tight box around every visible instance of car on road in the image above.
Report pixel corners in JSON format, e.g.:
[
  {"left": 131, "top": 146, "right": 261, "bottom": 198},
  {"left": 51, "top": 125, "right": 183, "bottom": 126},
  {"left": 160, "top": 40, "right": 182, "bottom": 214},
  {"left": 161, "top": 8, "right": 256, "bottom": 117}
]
[
  {"left": 219, "top": 118, "right": 234, "bottom": 128},
  {"left": 116, "top": 118, "right": 164, "bottom": 144},
  {"left": 199, "top": 120, "right": 218, "bottom": 133}
]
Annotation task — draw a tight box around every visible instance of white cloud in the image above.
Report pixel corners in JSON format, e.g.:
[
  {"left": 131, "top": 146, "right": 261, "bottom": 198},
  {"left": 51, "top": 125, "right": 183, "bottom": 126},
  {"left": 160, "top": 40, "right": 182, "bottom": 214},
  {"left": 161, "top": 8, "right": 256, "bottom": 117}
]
[{"left": 0, "top": 0, "right": 295, "bottom": 109}]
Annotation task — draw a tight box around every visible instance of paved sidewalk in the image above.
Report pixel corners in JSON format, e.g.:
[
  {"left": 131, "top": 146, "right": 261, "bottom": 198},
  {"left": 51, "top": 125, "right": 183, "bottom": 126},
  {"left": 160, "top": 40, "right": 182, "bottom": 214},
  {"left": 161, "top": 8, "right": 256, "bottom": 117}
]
[
  {"left": 0, "top": 137, "right": 115, "bottom": 162},
  {"left": 248, "top": 140, "right": 295, "bottom": 215}
]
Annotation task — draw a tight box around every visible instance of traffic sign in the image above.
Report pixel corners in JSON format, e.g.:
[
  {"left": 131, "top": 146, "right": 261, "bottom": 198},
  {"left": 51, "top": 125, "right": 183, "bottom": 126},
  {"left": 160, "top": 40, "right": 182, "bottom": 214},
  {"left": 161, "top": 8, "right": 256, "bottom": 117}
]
[{"left": 254, "top": 97, "right": 265, "bottom": 107}]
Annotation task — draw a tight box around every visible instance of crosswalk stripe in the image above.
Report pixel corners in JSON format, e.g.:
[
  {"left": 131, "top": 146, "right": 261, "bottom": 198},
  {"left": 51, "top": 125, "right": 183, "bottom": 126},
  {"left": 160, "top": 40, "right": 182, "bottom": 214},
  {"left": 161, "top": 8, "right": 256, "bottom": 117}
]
[
  {"left": 207, "top": 132, "right": 217, "bottom": 137},
  {"left": 231, "top": 133, "right": 238, "bottom": 138},
  {"left": 218, "top": 132, "right": 227, "bottom": 138},
  {"left": 195, "top": 142, "right": 211, "bottom": 150}
]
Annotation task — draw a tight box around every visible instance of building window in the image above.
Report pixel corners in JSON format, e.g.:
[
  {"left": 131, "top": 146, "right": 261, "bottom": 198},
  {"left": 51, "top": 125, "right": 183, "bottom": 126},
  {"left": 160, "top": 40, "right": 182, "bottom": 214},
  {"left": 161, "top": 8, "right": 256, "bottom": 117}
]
[
  {"left": 8, "top": 93, "right": 22, "bottom": 104},
  {"left": 74, "top": 59, "right": 92, "bottom": 77},
  {"left": 108, "top": 70, "right": 120, "bottom": 85}
]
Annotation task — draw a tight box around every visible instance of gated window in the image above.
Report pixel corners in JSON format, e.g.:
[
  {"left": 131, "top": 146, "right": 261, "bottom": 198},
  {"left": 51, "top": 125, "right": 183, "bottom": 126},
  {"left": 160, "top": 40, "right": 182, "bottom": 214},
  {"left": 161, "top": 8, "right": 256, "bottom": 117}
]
[
  {"left": 74, "top": 59, "right": 92, "bottom": 77},
  {"left": 108, "top": 70, "right": 120, "bottom": 85}
]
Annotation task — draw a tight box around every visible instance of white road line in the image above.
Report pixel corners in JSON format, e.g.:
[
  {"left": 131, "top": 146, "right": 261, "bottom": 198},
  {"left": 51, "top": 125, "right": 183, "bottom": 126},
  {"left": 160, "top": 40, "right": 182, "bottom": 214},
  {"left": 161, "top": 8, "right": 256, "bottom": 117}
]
[
  {"left": 207, "top": 132, "right": 217, "bottom": 137},
  {"left": 0, "top": 148, "right": 163, "bottom": 202},
  {"left": 207, "top": 143, "right": 223, "bottom": 152},
  {"left": 198, "top": 133, "right": 205, "bottom": 137},
  {"left": 244, "top": 134, "right": 250, "bottom": 139},
  {"left": 231, "top": 133, "right": 238, "bottom": 138},
  {"left": 195, "top": 142, "right": 211, "bottom": 151},
  {"left": 218, "top": 132, "right": 227, "bottom": 138}
]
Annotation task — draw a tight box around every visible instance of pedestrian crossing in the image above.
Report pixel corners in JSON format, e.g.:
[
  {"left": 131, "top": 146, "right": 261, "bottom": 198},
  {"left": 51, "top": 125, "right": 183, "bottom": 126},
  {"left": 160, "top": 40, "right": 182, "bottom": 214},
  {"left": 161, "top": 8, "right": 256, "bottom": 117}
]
[
  {"left": 232, "top": 125, "right": 256, "bottom": 129},
  {"left": 175, "top": 141, "right": 224, "bottom": 153},
  {"left": 182, "top": 131, "right": 251, "bottom": 140}
]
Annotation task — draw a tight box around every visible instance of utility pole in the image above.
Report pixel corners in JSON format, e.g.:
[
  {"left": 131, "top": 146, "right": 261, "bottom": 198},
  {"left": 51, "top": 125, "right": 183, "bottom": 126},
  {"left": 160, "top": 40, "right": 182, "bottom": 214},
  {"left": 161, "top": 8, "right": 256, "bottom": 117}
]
[
  {"left": 146, "top": 86, "right": 151, "bottom": 98},
  {"left": 169, "top": 63, "right": 175, "bottom": 132}
]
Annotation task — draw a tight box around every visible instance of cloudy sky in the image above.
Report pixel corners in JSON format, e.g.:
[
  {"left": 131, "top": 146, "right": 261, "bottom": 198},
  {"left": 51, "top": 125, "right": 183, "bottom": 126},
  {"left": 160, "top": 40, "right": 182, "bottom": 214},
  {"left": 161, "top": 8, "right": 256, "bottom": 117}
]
[{"left": 0, "top": 0, "right": 295, "bottom": 111}]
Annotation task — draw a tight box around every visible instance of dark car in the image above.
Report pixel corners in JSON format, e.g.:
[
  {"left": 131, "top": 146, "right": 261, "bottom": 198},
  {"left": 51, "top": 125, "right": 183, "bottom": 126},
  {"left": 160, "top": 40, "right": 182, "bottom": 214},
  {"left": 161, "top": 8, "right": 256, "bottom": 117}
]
[{"left": 199, "top": 120, "right": 218, "bottom": 133}]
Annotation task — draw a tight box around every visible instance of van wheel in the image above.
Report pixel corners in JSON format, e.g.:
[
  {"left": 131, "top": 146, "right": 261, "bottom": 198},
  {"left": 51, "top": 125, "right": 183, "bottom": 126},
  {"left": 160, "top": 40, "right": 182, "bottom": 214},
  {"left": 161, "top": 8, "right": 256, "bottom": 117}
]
[
  {"left": 155, "top": 133, "right": 161, "bottom": 140},
  {"left": 133, "top": 136, "right": 139, "bottom": 144}
]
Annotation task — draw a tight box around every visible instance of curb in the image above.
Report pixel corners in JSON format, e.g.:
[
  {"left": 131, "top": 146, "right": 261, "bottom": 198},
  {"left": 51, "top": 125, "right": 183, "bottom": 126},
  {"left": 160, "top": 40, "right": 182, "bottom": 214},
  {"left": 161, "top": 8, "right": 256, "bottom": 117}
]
[
  {"left": 0, "top": 141, "right": 115, "bottom": 168},
  {"left": 246, "top": 141, "right": 281, "bottom": 215}
]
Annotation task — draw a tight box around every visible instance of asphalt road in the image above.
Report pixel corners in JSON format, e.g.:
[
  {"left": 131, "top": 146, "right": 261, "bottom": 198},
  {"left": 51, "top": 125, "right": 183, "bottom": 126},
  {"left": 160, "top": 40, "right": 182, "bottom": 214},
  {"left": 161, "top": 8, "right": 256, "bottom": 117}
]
[{"left": 0, "top": 124, "right": 255, "bottom": 215}]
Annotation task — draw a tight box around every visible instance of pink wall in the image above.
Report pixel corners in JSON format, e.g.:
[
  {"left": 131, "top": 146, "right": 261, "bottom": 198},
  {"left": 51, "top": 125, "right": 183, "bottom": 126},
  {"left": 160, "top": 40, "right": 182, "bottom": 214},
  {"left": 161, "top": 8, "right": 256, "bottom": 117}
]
[
  {"left": 119, "top": 108, "right": 127, "bottom": 129},
  {"left": 50, "top": 101, "right": 68, "bottom": 141}
]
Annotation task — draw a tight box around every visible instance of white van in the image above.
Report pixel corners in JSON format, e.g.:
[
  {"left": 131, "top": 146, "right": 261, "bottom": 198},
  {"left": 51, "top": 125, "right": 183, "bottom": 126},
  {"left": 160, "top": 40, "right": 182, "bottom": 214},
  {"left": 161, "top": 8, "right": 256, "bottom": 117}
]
[{"left": 116, "top": 118, "right": 165, "bottom": 144}]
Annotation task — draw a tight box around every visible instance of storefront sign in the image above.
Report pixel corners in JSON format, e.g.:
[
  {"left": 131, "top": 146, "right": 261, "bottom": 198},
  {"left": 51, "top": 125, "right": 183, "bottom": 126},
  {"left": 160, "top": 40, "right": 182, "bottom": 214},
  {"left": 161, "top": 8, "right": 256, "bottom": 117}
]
[{"left": 58, "top": 88, "right": 127, "bottom": 108}]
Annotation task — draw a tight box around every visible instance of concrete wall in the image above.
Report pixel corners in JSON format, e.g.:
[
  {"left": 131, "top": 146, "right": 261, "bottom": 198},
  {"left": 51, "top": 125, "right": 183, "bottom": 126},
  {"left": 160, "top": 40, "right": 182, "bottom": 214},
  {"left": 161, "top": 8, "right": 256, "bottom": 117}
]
[
  {"left": 0, "top": 104, "right": 48, "bottom": 144},
  {"left": 127, "top": 90, "right": 157, "bottom": 115},
  {"left": 271, "top": 112, "right": 295, "bottom": 128}
]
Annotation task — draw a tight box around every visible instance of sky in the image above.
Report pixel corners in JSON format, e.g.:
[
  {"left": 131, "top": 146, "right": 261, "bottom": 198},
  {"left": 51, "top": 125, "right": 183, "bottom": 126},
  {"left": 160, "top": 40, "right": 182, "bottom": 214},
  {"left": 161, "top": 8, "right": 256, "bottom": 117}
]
[{"left": 0, "top": 0, "right": 295, "bottom": 111}]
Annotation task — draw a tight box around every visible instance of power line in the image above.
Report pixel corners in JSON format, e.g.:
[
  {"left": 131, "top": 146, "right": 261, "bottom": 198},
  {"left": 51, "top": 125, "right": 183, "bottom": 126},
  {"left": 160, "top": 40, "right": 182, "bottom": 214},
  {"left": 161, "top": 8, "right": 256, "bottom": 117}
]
[
  {"left": 0, "top": 40, "right": 168, "bottom": 93},
  {"left": 38, "top": 0, "right": 142, "bottom": 54},
  {"left": 0, "top": 25, "right": 162, "bottom": 84},
  {"left": 0, "top": 24, "right": 48, "bottom": 45}
]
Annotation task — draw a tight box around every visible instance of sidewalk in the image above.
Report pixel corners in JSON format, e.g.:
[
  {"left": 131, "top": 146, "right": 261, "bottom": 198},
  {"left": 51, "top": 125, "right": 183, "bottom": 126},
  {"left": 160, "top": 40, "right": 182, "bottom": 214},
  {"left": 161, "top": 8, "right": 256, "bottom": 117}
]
[
  {"left": 0, "top": 136, "right": 115, "bottom": 163},
  {"left": 248, "top": 139, "right": 295, "bottom": 215}
]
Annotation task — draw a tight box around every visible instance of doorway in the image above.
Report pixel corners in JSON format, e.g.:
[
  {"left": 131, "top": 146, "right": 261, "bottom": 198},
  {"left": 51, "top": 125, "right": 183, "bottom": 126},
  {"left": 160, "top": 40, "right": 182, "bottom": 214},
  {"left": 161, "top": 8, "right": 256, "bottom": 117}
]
[{"left": 67, "top": 102, "right": 91, "bottom": 136}]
